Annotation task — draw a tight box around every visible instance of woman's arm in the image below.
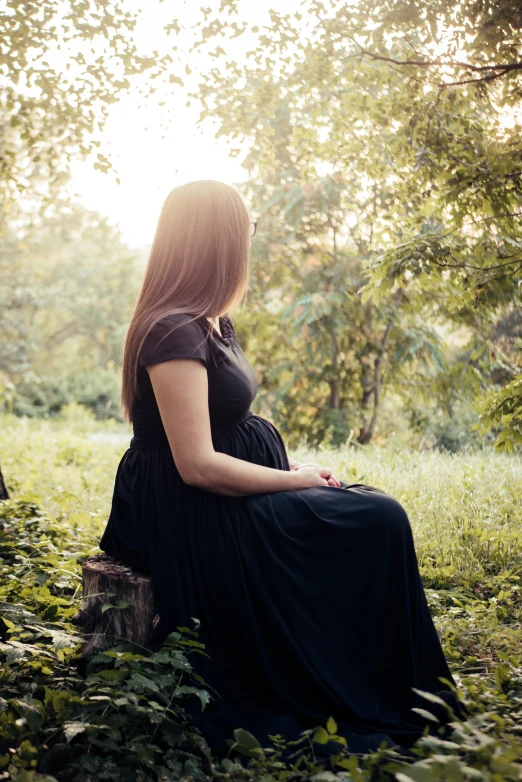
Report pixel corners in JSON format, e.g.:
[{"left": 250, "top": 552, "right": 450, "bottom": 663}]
[{"left": 146, "top": 358, "right": 334, "bottom": 497}]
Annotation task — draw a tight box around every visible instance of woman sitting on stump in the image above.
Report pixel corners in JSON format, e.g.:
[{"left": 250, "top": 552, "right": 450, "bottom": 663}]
[{"left": 100, "top": 179, "right": 463, "bottom": 757}]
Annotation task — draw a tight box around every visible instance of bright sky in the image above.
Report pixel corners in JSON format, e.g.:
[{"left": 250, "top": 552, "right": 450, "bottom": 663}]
[{"left": 70, "top": 0, "right": 302, "bottom": 248}]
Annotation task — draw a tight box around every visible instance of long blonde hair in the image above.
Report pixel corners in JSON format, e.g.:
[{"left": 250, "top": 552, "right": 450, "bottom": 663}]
[{"left": 121, "top": 180, "right": 251, "bottom": 422}]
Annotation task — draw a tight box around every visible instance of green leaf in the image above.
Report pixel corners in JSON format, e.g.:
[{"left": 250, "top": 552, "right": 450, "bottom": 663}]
[
  {"left": 326, "top": 715, "right": 337, "bottom": 734},
  {"left": 229, "top": 728, "right": 265, "bottom": 758},
  {"left": 411, "top": 688, "right": 451, "bottom": 709},
  {"left": 64, "top": 722, "right": 86, "bottom": 743},
  {"left": 97, "top": 668, "right": 129, "bottom": 682},
  {"left": 312, "top": 726, "right": 331, "bottom": 744},
  {"left": 411, "top": 707, "right": 440, "bottom": 723},
  {"left": 232, "top": 728, "right": 262, "bottom": 749}
]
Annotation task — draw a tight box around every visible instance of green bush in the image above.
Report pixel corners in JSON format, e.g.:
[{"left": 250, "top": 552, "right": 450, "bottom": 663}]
[
  {"left": 0, "top": 416, "right": 521, "bottom": 781},
  {"left": 12, "top": 369, "right": 123, "bottom": 422},
  {"left": 402, "top": 399, "right": 493, "bottom": 453}
]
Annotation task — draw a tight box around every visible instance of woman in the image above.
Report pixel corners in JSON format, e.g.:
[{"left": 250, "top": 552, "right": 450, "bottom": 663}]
[{"left": 100, "top": 180, "right": 462, "bottom": 758}]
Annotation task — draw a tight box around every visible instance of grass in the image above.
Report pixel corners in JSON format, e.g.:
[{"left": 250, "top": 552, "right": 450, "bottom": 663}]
[{"left": 0, "top": 412, "right": 521, "bottom": 781}]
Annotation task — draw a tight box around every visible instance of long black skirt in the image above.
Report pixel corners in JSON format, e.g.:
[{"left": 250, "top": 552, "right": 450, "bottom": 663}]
[{"left": 100, "top": 412, "right": 462, "bottom": 757}]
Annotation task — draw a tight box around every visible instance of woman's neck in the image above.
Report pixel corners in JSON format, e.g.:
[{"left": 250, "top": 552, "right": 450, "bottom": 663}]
[{"left": 205, "top": 315, "right": 222, "bottom": 337}]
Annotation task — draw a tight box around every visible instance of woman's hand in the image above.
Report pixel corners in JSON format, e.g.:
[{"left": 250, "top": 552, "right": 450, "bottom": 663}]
[
  {"left": 291, "top": 466, "right": 335, "bottom": 488},
  {"left": 292, "top": 464, "right": 341, "bottom": 488},
  {"left": 293, "top": 462, "right": 341, "bottom": 487}
]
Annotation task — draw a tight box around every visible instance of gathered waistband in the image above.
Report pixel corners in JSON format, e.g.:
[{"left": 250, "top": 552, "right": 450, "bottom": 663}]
[
  {"left": 129, "top": 436, "right": 170, "bottom": 451},
  {"left": 130, "top": 411, "right": 254, "bottom": 451},
  {"left": 211, "top": 410, "right": 254, "bottom": 430}
]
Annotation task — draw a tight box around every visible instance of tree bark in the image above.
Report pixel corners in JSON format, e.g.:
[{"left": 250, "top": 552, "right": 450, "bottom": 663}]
[
  {"left": 358, "top": 320, "right": 393, "bottom": 444},
  {"left": 72, "top": 553, "right": 159, "bottom": 654},
  {"left": 358, "top": 290, "right": 403, "bottom": 445},
  {"left": 0, "top": 463, "right": 9, "bottom": 500},
  {"left": 329, "top": 328, "right": 340, "bottom": 409}
]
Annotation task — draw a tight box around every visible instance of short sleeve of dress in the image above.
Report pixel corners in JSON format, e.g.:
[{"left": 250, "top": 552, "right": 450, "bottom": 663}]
[{"left": 139, "top": 314, "right": 209, "bottom": 368}]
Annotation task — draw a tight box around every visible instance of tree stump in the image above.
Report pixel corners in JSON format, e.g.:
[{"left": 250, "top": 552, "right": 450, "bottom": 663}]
[
  {"left": 72, "top": 553, "right": 159, "bottom": 655},
  {"left": 0, "top": 463, "right": 9, "bottom": 500}
]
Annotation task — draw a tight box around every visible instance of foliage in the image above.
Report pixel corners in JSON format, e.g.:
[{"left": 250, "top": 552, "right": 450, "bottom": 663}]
[
  {"left": 4, "top": 0, "right": 521, "bottom": 446},
  {"left": 236, "top": 238, "right": 451, "bottom": 447},
  {"left": 0, "top": 0, "right": 173, "bottom": 206},
  {"left": 0, "top": 505, "right": 212, "bottom": 780},
  {"left": 12, "top": 369, "right": 124, "bottom": 422},
  {"left": 0, "top": 415, "right": 521, "bottom": 780},
  {"left": 186, "top": 0, "right": 522, "bottom": 448},
  {"left": 2, "top": 0, "right": 520, "bottom": 449},
  {"left": 0, "top": 200, "right": 495, "bottom": 447},
  {"left": 401, "top": 396, "right": 491, "bottom": 453},
  {"left": 0, "top": 204, "right": 142, "bottom": 421},
  {"left": 475, "top": 374, "right": 522, "bottom": 453}
]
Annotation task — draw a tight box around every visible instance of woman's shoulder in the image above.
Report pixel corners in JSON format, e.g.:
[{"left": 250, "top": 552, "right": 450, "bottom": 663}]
[
  {"left": 139, "top": 312, "right": 210, "bottom": 368},
  {"left": 146, "top": 311, "right": 210, "bottom": 337}
]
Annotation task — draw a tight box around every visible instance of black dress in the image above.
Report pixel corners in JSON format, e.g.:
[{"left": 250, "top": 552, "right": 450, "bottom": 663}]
[{"left": 100, "top": 312, "right": 461, "bottom": 757}]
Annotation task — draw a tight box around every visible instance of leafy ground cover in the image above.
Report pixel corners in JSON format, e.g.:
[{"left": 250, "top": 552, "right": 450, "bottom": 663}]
[{"left": 0, "top": 412, "right": 521, "bottom": 781}]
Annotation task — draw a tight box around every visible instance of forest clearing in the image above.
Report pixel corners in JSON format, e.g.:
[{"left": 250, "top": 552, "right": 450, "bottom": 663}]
[
  {"left": 2, "top": 0, "right": 522, "bottom": 778},
  {"left": 1, "top": 413, "right": 521, "bottom": 780}
]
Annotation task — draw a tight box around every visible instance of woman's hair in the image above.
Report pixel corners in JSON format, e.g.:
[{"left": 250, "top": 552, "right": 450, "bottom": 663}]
[{"left": 121, "top": 180, "right": 251, "bottom": 422}]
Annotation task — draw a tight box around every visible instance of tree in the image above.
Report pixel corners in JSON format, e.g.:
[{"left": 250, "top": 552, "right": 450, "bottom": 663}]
[
  {"left": 0, "top": 203, "right": 141, "bottom": 420},
  {"left": 233, "top": 180, "right": 448, "bottom": 446},
  {"left": 0, "top": 1, "right": 180, "bottom": 487},
  {"left": 186, "top": 0, "right": 522, "bottom": 448},
  {"left": 0, "top": 0, "right": 172, "bottom": 205}
]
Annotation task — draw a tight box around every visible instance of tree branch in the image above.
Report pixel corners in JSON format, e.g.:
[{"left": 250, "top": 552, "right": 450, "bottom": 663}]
[
  {"left": 429, "top": 254, "right": 522, "bottom": 272},
  {"left": 348, "top": 37, "right": 522, "bottom": 76}
]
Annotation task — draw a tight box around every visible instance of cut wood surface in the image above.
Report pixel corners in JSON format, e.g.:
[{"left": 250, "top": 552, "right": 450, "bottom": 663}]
[{"left": 73, "top": 553, "right": 158, "bottom": 655}]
